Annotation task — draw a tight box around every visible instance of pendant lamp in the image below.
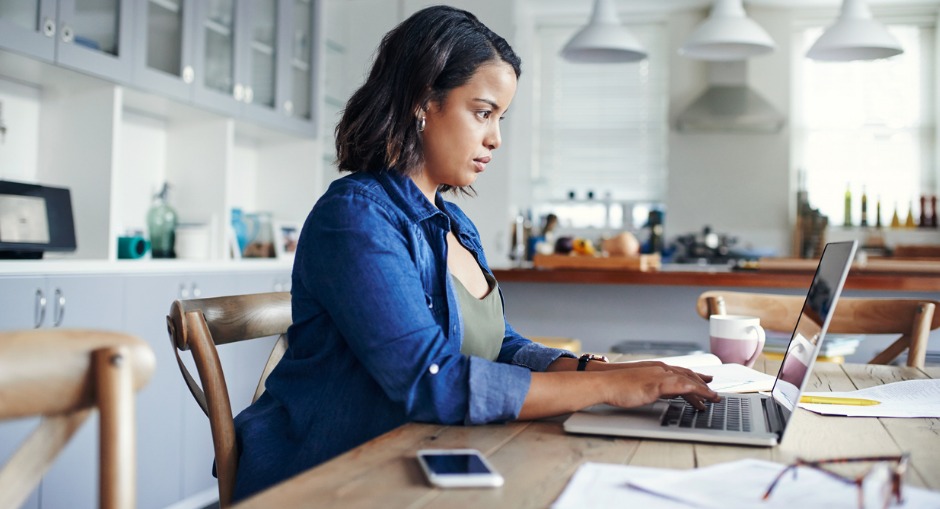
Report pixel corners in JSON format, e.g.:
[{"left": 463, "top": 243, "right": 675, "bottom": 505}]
[
  {"left": 560, "top": 0, "right": 647, "bottom": 63},
  {"left": 679, "top": 0, "right": 775, "bottom": 61},
  {"left": 806, "top": 0, "right": 903, "bottom": 61}
]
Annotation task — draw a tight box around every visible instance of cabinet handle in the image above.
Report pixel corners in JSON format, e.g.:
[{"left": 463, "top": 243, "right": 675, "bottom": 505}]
[
  {"left": 179, "top": 283, "right": 190, "bottom": 299},
  {"left": 191, "top": 284, "right": 202, "bottom": 298},
  {"left": 42, "top": 18, "right": 56, "bottom": 37},
  {"left": 34, "top": 289, "right": 47, "bottom": 329},
  {"left": 61, "top": 24, "right": 74, "bottom": 43},
  {"left": 53, "top": 288, "right": 66, "bottom": 327},
  {"left": 234, "top": 83, "right": 245, "bottom": 101},
  {"left": 183, "top": 65, "right": 195, "bottom": 84},
  {"left": 244, "top": 87, "right": 254, "bottom": 104}
]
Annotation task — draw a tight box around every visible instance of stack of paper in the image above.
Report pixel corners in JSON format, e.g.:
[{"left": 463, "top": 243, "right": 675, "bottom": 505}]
[
  {"left": 799, "top": 379, "right": 940, "bottom": 417},
  {"left": 553, "top": 459, "right": 940, "bottom": 509}
]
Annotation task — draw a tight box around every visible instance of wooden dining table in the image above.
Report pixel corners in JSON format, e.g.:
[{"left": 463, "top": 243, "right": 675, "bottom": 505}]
[{"left": 232, "top": 356, "right": 940, "bottom": 508}]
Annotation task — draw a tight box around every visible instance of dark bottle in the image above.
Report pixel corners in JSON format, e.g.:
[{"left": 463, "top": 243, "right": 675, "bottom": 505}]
[
  {"left": 859, "top": 186, "right": 868, "bottom": 227},
  {"left": 875, "top": 195, "right": 882, "bottom": 228},
  {"left": 920, "top": 195, "right": 929, "bottom": 228},
  {"left": 932, "top": 196, "right": 938, "bottom": 228}
]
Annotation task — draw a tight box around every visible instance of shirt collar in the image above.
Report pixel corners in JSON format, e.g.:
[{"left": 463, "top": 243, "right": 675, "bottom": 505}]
[{"left": 376, "top": 170, "right": 449, "bottom": 226}]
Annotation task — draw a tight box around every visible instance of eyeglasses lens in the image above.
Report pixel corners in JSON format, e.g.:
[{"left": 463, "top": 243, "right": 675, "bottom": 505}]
[{"left": 861, "top": 463, "right": 892, "bottom": 509}]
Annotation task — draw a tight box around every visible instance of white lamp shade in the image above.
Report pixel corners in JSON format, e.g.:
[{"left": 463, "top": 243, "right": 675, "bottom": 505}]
[
  {"left": 561, "top": 0, "right": 648, "bottom": 63},
  {"left": 806, "top": 0, "right": 903, "bottom": 61},
  {"left": 679, "top": 0, "right": 775, "bottom": 61}
]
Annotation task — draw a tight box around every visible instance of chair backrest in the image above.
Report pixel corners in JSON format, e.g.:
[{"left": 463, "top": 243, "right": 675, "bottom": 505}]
[
  {"left": 0, "top": 329, "right": 155, "bottom": 509},
  {"left": 696, "top": 290, "right": 940, "bottom": 368},
  {"left": 165, "top": 292, "right": 291, "bottom": 508}
]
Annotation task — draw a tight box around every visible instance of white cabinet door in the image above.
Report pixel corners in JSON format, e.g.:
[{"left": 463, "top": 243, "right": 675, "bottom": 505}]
[
  {"left": 124, "top": 272, "right": 241, "bottom": 506},
  {"left": 0, "top": 276, "right": 47, "bottom": 509},
  {"left": 39, "top": 275, "right": 125, "bottom": 509},
  {"left": 122, "top": 274, "right": 188, "bottom": 509}
]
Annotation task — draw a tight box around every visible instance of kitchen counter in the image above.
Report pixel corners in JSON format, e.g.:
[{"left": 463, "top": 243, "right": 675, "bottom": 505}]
[{"left": 492, "top": 262, "right": 940, "bottom": 292}]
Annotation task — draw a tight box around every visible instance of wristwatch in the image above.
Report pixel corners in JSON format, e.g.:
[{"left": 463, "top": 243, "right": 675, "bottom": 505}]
[{"left": 577, "top": 353, "right": 609, "bottom": 371}]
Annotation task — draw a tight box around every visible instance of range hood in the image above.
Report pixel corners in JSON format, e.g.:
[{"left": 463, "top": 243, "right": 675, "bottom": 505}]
[{"left": 676, "top": 61, "right": 784, "bottom": 133}]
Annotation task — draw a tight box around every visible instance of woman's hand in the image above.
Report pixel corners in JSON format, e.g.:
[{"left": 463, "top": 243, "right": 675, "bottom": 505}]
[{"left": 599, "top": 365, "right": 720, "bottom": 411}]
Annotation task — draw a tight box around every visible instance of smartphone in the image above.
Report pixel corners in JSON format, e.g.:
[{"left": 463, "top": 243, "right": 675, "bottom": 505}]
[{"left": 416, "top": 449, "right": 504, "bottom": 488}]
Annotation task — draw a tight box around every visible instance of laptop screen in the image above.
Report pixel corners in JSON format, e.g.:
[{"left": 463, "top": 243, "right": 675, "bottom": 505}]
[{"left": 771, "top": 241, "right": 858, "bottom": 415}]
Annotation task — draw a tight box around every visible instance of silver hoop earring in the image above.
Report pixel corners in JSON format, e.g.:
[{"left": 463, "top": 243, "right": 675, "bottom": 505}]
[{"left": 417, "top": 117, "right": 426, "bottom": 133}]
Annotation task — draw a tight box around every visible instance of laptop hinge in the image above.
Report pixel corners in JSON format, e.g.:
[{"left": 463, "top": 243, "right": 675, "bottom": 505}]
[{"left": 762, "top": 398, "right": 786, "bottom": 437}]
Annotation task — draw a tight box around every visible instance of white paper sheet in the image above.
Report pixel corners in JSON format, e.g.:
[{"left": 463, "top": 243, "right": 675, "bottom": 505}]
[
  {"left": 551, "top": 463, "right": 690, "bottom": 509},
  {"left": 626, "top": 458, "right": 940, "bottom": 509},
  {"left": 799, "top": 379, "right": 940, "bottom": 417},
  {"left": 629, "top": 354, "right": 777, "bottom": 393},
  {"left": 695, "top": 363, "right": 777, "bottom": 393},
  {"left": 555, "top": 459, "right": 940, "bottom": 509}
]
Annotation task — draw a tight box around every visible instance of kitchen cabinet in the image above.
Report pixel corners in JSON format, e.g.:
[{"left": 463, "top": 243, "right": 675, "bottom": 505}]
[
  {"left": 0, "top": 275, "right": 124, "bottom": 509},
  {"left": 132, "top": 0, "right": 319, "bottom": 136},
  {"left": 0, "top": 266, "right": 292, "bottom": 508},
  {"left": 0, "top": 0, "right": 134, "bottom": 82}
]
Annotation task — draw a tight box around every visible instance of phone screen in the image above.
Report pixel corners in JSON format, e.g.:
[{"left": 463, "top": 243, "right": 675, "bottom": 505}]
[{"left": 422, "top": 453, "right": 492, "bottom": 475}]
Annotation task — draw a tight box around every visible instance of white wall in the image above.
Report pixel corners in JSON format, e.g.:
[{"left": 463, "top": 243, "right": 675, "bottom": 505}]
[
  {"left": 0, "top": 77, "right": 41, "bottom": 183},
  {"left": 666, "top": 6, "right": 794, "bottom": 256}
]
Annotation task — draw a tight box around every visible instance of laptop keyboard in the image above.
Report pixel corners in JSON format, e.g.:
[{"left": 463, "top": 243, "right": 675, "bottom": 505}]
[{"left": 661, "top": 396, "right": 752, "bottom": 432}]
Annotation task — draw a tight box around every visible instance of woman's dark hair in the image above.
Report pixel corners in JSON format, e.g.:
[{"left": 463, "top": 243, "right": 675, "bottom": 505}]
[{"left": 334, "top": 5, "right": 521, "bottom": 185}]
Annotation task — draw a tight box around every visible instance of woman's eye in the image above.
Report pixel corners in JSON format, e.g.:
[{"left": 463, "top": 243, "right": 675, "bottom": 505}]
[{"left": 477, "top": 111, "right": 491, "bottom": 120}]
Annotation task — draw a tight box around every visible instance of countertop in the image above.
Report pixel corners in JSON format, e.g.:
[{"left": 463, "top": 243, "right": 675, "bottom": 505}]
[{"left": 492, "top": 261, "right": 940, "bottom": 292}]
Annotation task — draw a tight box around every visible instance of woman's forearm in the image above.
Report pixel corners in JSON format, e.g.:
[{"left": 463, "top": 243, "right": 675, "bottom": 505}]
[{"left": 516, "top": 366, "right": 720, "bottom": 421}]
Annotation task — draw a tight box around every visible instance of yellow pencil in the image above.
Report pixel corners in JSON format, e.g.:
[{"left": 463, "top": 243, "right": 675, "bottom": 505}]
[{"left": 800, "top": 396, "right": 881, "bottom": 406}]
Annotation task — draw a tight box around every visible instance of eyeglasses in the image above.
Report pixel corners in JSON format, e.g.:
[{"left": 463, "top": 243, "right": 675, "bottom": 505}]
[{"left": 763, "top": 454, "right": 909, "bottom": 509}]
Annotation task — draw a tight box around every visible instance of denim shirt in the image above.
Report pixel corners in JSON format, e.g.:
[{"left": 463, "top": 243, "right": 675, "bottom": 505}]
[{"left": 232, "top": 170, "right": 574, "bottom": 500}]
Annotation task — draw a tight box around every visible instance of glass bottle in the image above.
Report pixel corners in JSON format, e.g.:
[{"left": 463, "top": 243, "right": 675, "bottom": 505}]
[
  {"left": 843, "top": 183, "right": 852, "bottom": 227},
  {"left": 904, "top": 200, "right": 916, "bottom": 228},
  {"left": 859, "top": 186, "right": 868, "bottom": 227},
  {"left": 875, "top": 195, "right": 882, "bottom": 228},
  {"left": 147, "top": 183, "right": 178, "bottom": 258},
  {"left": 919, "top": 195, "right": 928, "bottom": 228}
]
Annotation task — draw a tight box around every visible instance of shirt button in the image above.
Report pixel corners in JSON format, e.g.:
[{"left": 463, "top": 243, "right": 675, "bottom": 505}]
[{"left": 429, "top": 363, "right": 440, "bottom": 375}]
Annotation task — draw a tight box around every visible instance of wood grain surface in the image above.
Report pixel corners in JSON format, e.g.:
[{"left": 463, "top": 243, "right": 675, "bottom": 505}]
[{"left": 233, "top": 356, "right": 940, "bottom": 508}]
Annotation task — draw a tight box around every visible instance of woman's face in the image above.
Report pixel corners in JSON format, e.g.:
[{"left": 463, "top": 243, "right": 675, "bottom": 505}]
[{"left": 412, "top": 61, "right": 517, "bottom": 201}]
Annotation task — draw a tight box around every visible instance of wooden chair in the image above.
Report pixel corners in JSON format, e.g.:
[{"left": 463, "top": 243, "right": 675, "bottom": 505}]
[
  {"left": 166, "top": 292, "right": 291, "bottom": 508},
  {"left": 696, "top": 290, "right": 940, "bottom": 368},
  {"left": 0, "top": 329, "right": 155, "bottom": 509}
]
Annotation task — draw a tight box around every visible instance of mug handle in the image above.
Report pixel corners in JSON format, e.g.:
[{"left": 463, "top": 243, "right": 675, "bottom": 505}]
[{"left": 745, "top": 325, "right": 766, "bottom": 367}]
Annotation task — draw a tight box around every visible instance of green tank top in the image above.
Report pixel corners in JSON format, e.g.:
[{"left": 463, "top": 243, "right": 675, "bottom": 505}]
[{"left": 451, "top": 272, "right": 504, "bottom": 361}]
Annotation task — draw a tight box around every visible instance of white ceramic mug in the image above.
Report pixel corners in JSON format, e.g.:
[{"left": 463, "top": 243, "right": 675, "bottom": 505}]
[{"left": 709, "top": 315, "right": 766, "bottom": 367}]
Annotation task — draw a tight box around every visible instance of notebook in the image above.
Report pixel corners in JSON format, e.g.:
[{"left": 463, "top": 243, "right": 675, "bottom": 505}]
[{"left": 563, "top": 240, "right": 858, "bottom": 447}]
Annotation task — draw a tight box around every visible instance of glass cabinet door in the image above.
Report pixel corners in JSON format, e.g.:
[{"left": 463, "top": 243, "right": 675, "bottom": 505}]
[
  {"left": 286, "top": 0, "right": 313, "bottom": 124},
  {"left": 133, "top": 0, "right": 195, "bottom": 102},
  {"left": 56, "top": 0, "right": 133, "bottom": 82},
  {"left": 0, "top": 0, "right": 58, "bottom": 61},
  {"left": 242, "top": 0, "right": 279, "bottom": 117},
  {"left": 193, "top": 0, "right": 242, "bottom": 114}
]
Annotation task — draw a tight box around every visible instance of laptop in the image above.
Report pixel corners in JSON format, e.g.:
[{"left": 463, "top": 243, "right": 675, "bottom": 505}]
[{"left": 563, "top": 240, "right": 859, "bottom": 447}]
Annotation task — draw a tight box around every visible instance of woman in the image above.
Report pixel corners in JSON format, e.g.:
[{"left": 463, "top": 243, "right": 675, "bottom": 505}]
[{"left": 233, "top": 5, "right": 718, "bottom": 500}]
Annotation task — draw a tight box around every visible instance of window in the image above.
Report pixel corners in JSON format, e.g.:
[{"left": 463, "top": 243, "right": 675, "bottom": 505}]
[
  {"left": 533, "top": 21, "right": 669, "bottom": 217},
  {"left": 793, "top": 23, "right": 936, "bottom": 228}
]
